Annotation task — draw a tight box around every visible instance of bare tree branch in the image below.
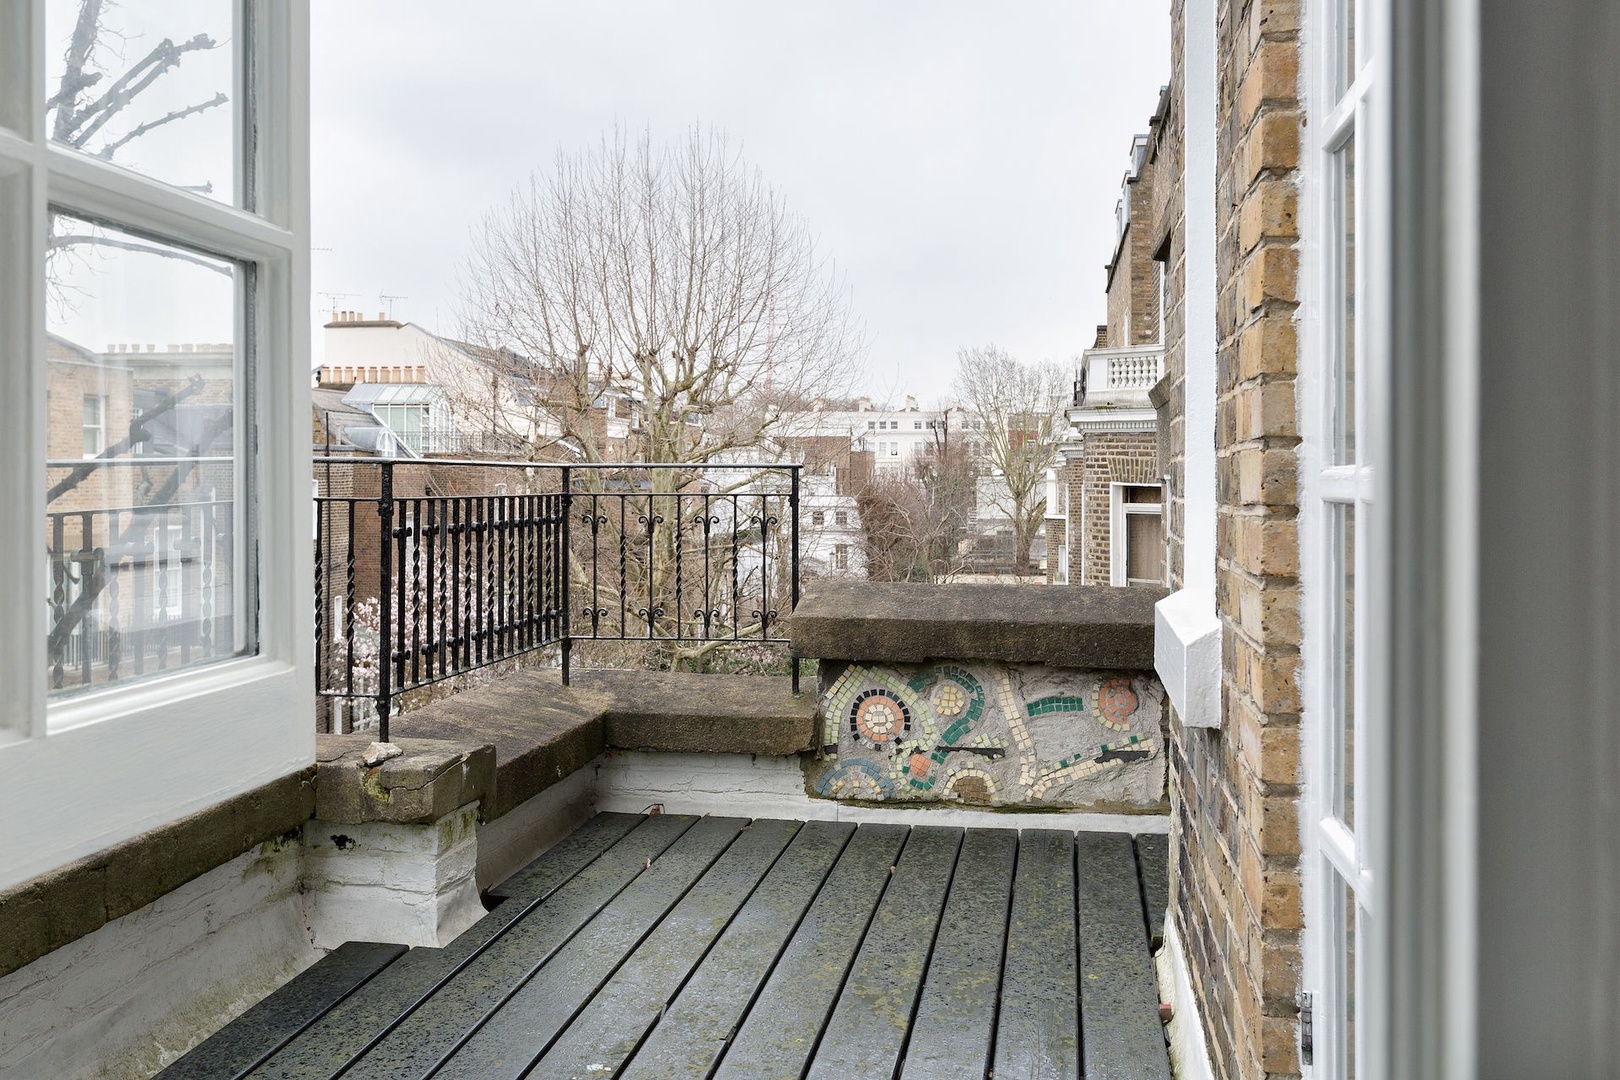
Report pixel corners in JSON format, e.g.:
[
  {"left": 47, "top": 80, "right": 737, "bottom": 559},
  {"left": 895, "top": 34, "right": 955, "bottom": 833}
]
[
  {"left": 52, "top": 0, "right": 107, "bottom": 142},
  {"left": 61, "top": 33, "right": 221, "bottom": 150},
  {"left": 96, "top": 91, "right": 227, "bottom": 159},
  {"left": 49, "top": 233, "right": 231, "bottom": 276}
]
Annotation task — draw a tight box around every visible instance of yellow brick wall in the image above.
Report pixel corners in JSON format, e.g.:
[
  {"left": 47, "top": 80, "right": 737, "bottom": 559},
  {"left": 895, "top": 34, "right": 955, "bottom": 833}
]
[{"left": 1161, "top": 2, "right": 1306, "bottom": 1078}]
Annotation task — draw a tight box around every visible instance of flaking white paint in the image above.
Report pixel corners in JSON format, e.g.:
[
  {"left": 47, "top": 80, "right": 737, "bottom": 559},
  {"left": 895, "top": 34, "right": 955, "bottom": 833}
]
[
  {"left": 301, "top": 803, "right": 483, "bottom": 949},
  {"left": 1157, "top": 917, "right": 1217, "bottom": 1080}
]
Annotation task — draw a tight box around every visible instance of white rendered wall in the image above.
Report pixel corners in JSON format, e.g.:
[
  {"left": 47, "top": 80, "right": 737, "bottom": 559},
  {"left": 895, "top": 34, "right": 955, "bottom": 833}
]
[
  {"left": 321, "top": 321, "right": 442, "bottom": 372},
  {"left": 302, "top": 804, "right": 484, "bottom": 950},
  {"left": 0, "top": 840, "right": 317, "bottom": 1080},
  {"left": 592, "top": 752, "right": 1170, "bottom": 835}
]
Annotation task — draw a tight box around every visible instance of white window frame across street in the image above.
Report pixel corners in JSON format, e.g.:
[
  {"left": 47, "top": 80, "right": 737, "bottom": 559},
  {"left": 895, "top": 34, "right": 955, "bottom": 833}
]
[
  {"left": 1300, "top": 0, "right": 1391, "bottom": 1073},
  {"left": 0, "top": 1, "right": 312, "bottom": 892},
  {"left": 1109, "top": 481, "right": 1163, "bottom": 587}
]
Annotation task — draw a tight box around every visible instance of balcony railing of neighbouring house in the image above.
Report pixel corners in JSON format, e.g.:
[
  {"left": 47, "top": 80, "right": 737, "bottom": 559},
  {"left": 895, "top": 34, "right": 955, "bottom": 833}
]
[
  {"left": 313, "top": 457, "right": 802, "bottom": 739},
  {"left": 1073, "top": 344, "right": 1166, "bottom": 407},
  {"left": 46, "top": 455, "right": 241, "bottom": 697}
]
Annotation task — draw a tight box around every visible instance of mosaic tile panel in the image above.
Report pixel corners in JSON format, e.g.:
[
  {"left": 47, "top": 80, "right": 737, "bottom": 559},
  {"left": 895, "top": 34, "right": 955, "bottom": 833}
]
[{"left": 806, "top": 661, "right": 1166, "bottom": 810}]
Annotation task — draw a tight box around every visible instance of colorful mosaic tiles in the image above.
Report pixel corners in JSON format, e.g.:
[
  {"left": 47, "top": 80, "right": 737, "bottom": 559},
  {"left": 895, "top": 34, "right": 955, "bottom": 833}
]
[{"left": 808, "top": 661, "right": 1166, "bottom": 810}]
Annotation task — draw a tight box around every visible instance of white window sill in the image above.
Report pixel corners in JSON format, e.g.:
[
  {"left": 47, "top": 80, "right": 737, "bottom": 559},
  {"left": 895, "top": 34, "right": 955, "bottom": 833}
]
[{"left": 1155, "top": 587, "right": 1222, "bottom": 728}]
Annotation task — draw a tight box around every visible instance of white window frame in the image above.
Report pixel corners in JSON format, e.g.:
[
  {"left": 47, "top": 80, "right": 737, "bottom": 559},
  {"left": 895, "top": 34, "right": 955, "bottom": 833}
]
[
  {"left": 1109, "top": 481, "right": 1164, "bottom": 587},
  {"left": 0, "top": 1, "right": 312, "bottom": 892},
  {"left": 1301, "top": 0, "right": 1390, "bottom": 1073},
  {"left": 81, "top": 392, "right": 104, "bottom": 457}
]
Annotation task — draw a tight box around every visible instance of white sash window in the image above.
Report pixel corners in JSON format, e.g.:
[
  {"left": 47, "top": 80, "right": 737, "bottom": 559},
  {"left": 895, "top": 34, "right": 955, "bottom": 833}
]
[{"left": 0, "top": 1, "right": 312, "bottom": 891}]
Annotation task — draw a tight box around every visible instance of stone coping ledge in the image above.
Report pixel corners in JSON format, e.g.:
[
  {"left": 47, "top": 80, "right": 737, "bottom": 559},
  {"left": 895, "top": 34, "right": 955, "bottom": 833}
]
[
  {"left": 313, "top": 736, "right": 496, "bottom": 826},
  {"left": 391, "top": 672, "right": 611, "bottom": 821},
  {"left": 790, "top": 581, "right": 1166, "bottom": 670},
  {"left": 577, "top": 669, "right": 817, "bottom": 757},
  {"left": 0, "top": 768, "right": 316, "bottom": 981},
  {"left": 391, "top": 669, "right": 815, "bottom": 818}
]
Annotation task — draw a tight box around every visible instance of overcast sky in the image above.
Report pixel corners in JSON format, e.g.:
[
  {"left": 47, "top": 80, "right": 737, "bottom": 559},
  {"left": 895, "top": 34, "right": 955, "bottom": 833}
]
[{"left": 311, "top": 2, "right": 1170, "bottom": 400}]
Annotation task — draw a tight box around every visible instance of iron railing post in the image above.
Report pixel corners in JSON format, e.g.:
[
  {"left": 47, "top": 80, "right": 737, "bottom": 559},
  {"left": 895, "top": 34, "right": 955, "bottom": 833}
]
[
  {"left": 560, "top": 466, "right": 572, "bottom": 686},
  {"left": 790, "top": 464, "right": 801, "bottom": 695},
  {"left": 376, "top": 460, "right": 394, "bottom": 742}
]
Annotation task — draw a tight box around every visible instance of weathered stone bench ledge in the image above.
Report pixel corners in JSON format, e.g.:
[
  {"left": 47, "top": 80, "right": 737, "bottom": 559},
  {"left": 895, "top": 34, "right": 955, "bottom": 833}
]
[{"left": 379, "top": 668, "right": 816, "bottom": 822}]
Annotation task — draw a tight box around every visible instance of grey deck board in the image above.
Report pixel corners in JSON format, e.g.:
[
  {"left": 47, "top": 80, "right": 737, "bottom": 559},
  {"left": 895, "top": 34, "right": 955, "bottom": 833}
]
[
  {"left": 807, "top": 826, "right": 963, "bottom": 1080},
  {"left": 618, "top": 819, "right": 856, "bottom": 1080},
  {"left": 433, "top": 816, "right": 754, "bottom": 1080},
  {"left": 711, "top": 822, "right": 910, "bottom": 1080},
  {"left": 1078, "top": 833, "right": 1172, "bottom": 1080},
  {"left": 1134, "top": 833, "right": 1169, "bottom": 950},
  {"left": 899, "top": 828, "right": 1019, "bottom": 1080},
  {"left": 216, "top": 816, "right": 1170, "bottom": 1080},
  {"left": 528, "top": 819, "right": 804, "bottom": 1080},
  {"left": 338, "top": 813, "right": 701, "bottom": 1080},
  {"left": 994, "top": 828, "right": 1081, "bottom": 1080},
  {"left": 157, "top": 941, "right": 406, "bottom": 1080},
  {"left": 246, "top": 899, "right": 535, "bottom": 1079},
  {"left": 487, "top": 811, "right": 644, "bottom": 900}
]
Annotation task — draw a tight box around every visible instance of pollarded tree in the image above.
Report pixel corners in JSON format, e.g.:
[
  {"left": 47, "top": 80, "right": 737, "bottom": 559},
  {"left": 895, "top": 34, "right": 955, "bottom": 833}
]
[
  {"left": 954, "top": 345, "right": 1070, "bottom": 573},
  {"left": 452, "top": 125, "right": 863, "bottom": 468}
]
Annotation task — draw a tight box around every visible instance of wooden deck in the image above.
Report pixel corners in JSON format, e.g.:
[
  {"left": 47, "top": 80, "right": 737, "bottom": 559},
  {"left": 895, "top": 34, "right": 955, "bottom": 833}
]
[{"left": 162, "top": 814, "right": 1172, "bottom": 1080}]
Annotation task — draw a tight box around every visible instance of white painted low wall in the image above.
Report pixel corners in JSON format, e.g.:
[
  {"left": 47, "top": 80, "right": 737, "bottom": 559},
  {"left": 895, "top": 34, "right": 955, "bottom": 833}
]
[
  {"left": 302, "top": 804, "right": 484, "bottom": 950},
  {"left": 1158, "top": 917, "right": 1217, "bottom": 1080},
  {"left": 0, "top": 838, "right": 318, "bottom": 1080},
  {"left": 592, "top": 751, "right": 1170, "bottom": 834}
]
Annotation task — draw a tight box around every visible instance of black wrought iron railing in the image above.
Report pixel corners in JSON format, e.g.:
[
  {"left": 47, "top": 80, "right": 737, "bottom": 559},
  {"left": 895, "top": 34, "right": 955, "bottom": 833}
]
[{"left": 314, "top": 457, "right": 802, "bottom": 739}]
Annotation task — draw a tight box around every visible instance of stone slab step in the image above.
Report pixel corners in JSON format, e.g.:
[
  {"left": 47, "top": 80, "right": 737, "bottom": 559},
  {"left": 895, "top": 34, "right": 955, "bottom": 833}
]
[{"left": 576, "top": 668, "right": 817, "bottom": 756}]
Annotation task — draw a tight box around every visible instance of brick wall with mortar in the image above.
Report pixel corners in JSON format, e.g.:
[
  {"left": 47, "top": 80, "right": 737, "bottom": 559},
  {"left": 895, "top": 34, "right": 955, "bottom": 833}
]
[
  {"left": 1106, "top": 157, "right": 1164, "bottom": 349},
  {"left": 1149, "top": 76, "right": 1186, "bottom": 594},
  {"left": 1074, "top": 434, "right": 1160, "bottom": 586},
  {"left": 1158, "top": 2, "right": 1305, "bottom": 1079}
]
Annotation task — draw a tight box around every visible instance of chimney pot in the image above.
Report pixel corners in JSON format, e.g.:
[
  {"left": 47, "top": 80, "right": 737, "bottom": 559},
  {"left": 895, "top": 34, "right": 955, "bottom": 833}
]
[{"left": 378, "top": 312, "right": 385, "bottom": 322}]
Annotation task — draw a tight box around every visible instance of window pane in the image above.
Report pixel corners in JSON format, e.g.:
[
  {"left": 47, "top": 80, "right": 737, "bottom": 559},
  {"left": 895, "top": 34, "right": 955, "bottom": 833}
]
[
  {"left": 0, "top": 8, "right": 25, "bottom": 133},
  {"left": 1337, "top": 877, "right": 1359, "bottom": 1078},
  {"left": 1337, "top": 0, "right": 1358, "bottom": 94},
  {"left": 45, "top": 0, "right": 238, "bottom": 203},
  {"left": 45, "top": 213, "right": 246, "bottom": 696},
  {"left": 1334, "top": 135, "right": 1357, "bottom": 464},
  {"left": 1126, "top": 512, "right": 1164, "bottom": 584},
  {"left": 1330, "top": 502, "right": 1356, "bottom": 825}
]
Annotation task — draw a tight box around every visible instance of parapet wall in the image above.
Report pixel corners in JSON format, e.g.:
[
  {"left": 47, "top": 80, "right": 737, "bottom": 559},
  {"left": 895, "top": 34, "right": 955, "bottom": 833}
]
[{"left": 792, "top": 582, "right": 1170, "bottom": 812}]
